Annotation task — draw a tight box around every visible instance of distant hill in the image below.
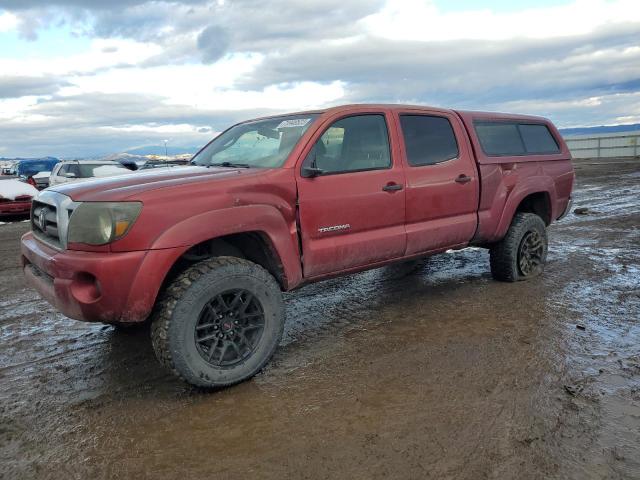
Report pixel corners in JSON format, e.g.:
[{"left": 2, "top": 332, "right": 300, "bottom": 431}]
[
  {"left": 125, "top": 146, "right": 199, "bottom": 156},
  {"left": 560, "top": 123, "right": 640, "bottom": 136},
  {"left": 101, "top": 152, "right": 151, "bottom": 163}
]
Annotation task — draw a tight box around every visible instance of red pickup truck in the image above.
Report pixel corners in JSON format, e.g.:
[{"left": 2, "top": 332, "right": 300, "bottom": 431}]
[{"left": 21, "top": 104, "right": 574, "bottom": 388}]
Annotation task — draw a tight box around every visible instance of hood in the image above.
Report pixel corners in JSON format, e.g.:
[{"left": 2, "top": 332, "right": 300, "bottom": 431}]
[{"left": 48, "top": 166, "right": 271, "bottom": 202}]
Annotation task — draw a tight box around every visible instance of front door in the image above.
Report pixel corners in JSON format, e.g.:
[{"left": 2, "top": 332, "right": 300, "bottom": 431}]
[{"left": 296, "top": 113, "right": 406, "bottom": 278}]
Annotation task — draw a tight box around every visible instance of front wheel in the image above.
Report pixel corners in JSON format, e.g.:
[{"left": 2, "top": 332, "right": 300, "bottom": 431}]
[
  {"left": 151, "top": 256, "right": 285, "bottom": 388},
  {"left": 490, "top": 213, "right": 548, "bottom": 282}
]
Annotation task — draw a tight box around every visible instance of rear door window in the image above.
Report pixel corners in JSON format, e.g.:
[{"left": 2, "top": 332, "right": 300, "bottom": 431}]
[
  {"left": 399, "top": 115, "right": 459, "bottom": 166},
  {"left": 475, "top": 121, "right": 560, "bottom": 156}
]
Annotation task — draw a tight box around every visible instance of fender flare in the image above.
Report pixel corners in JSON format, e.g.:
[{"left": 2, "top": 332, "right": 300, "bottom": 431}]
[
  {"left": 494, "top": 176, "right": 556, "bottom": 240},
  {"left": 150, "top": 204, "right": 302, "bottom": 289}
]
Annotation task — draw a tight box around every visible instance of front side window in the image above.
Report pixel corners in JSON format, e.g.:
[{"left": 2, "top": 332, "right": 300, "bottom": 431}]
[
  {"left": 400, "top": 115, "right": 459, "bottom": 166},
  {"left": 67, "top": 164, "right": 81, "bottom": 177},
  {"left": 310, "top": 114, "right": 391, "bottom": 174},
  {"left": 193, "top": 114, "right": 318, "bottom": 168}
]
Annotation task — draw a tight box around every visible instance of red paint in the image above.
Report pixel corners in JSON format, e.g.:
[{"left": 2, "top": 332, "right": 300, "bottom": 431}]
[
  {"left": 21, "top": 104, "right": 574, "bottom": 324},
  {"left": 0, "top": 197, "right": 32, "bottom": 216}
]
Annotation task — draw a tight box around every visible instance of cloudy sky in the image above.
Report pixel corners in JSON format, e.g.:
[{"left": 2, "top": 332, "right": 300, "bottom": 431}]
[{"left": 0, "top": 0, "right": 639, "bottom": 158}]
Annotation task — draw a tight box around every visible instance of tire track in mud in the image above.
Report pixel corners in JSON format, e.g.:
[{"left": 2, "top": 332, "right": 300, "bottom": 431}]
[
  {"left": 544, "top": 167, "right": 640, "bottom": 478},
  {"left": 1, "top": 161, "right": 639, "bottom": 479}
]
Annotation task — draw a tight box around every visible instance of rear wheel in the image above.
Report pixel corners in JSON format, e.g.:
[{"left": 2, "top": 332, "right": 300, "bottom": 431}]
[
  {"left": 490, "top": 213, "right": 548, "bottom": 282},
  {"left": 151, "top": 256, "right": 285, "bottom": 388}
]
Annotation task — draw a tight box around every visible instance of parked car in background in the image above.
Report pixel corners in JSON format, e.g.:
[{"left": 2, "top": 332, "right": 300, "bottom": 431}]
[
  {"left": 139, "top": 159, "right": 191, "bottom": 170},
  {"left": 117, "top": 157, "right": 147, "bottom": 171},
  {"left": 0, "top": 178, "right": 38, "bottom": 216},
  {"left": 4, "top": 158, "right": 60, "bottom": 190},
  {"left": 49, "top": 160, "right": 132, "bottom": 186},
  {"left": 27, "top": 171, "right": 53, "bottom": 190}
]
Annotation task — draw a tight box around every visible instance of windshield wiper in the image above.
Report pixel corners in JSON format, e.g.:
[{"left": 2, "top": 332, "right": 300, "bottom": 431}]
[{"left": 208, "top": 162, "right": 251, "bottom": 169}]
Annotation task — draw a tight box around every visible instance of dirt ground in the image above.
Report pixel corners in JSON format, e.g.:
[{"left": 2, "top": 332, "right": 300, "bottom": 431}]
[{"left": 1, "top": 160, "right": 639, "bottom": 480}]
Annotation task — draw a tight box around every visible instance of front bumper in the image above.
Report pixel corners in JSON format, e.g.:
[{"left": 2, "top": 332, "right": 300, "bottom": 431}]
[
  {"left": 21, "top": 232, "right": 183, "bottom": 323},
  {"left": 0, "top": 200, "right": 31, "bottom": 216}
]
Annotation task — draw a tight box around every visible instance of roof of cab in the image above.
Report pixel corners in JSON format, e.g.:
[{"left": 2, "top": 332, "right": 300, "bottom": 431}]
[{"left": 248, "top": 103, "right": 550, "bottom": 124}]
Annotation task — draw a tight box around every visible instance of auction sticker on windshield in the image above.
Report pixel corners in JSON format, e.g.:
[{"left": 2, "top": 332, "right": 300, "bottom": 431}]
[{"left": 276, "top": 118, "right": 311, "bottom": 129}]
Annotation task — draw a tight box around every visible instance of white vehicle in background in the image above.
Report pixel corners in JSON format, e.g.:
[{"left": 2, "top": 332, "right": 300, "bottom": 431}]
[{"left": 49, "top": 160, "right": 132, "bottom": 187}]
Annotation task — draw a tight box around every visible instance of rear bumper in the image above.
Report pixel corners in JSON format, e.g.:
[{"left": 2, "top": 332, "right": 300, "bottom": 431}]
[
  {"left": 557, "top": 196, "right": 573, "bottom": 220},
  {"left": 21, "top": 232, "right": 183, "bottom": 323},
  {"left": 0, "top": 200, "right": 31, "bottom": 216}
]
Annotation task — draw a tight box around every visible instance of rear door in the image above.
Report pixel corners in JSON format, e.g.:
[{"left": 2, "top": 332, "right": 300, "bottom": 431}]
[
  {"left": 394, "top": 110, "right": 479, "bottom": 254},
  {"left": 296, "top": 111, "right": 406, "bottom": 277}
]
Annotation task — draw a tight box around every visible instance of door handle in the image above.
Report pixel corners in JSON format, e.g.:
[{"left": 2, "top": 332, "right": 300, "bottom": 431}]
[
  {"left": 382, "top": 183, "right": 403, "bottom": 192},
  {"left": 455, "top": 174, "right": 472, "bottom": 184}
]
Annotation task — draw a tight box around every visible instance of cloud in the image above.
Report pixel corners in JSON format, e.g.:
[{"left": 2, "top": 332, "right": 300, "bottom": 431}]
[
  {"left": 0, "top": 75, "right": 69, "bottom": 98},
  {"left": 197, "top": 25, "right": 229, "bottom": 63},
  {"left": 0, "top": 0, "right": 639, "bottom": 156},
  {"left": 0, "top": 0, "right": 205, "bottom": 9},
  {"left": 0, "top": 90, "right": 262, "bottom": 157},
  {"left": 0, "top": 11, "right": 17, "bottom": 31}
]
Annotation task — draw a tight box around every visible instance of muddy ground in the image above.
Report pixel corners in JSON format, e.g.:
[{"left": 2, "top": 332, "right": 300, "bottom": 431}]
[{"left": 1, "top": 160, "right": 639, "bottom": 480}]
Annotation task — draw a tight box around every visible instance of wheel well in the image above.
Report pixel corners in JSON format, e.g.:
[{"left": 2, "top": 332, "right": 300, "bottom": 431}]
[
  {"left": 163, "top": 232, "right": 287, "bottom": 291},
  {"left": 515, "top": 192, "right": 551, "bottom": 225}
]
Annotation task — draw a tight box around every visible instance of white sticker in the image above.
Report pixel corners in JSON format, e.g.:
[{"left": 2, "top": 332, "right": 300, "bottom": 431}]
[{"left": 276, "top": 118, "right": 311, "bottom": 129}]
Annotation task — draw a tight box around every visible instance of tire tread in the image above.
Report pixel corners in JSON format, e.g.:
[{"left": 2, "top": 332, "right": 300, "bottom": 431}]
[
  {"left": 489, "top": 213, "right": 547, "bottom": 282},
  {"left": 150, "top": 256, "right": 283, "bottom": 388}
]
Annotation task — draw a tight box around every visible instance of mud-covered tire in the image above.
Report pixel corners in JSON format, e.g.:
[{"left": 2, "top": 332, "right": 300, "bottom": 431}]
[
  {"left": 490, "top": 213, "right": 548, "bottom": 282},
  {"left": 150, "top": 256, "right": 285, "bottom": 388}
]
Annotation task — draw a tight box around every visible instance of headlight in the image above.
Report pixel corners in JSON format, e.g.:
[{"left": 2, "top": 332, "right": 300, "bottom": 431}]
[{"left": 67, "top": 202, "right": 142, "bottom": 245}]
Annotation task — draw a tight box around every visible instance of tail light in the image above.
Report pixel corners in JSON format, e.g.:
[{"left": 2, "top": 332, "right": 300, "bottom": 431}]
[{"left": 27, "top": 176, "right": 37, "bottom": 188}]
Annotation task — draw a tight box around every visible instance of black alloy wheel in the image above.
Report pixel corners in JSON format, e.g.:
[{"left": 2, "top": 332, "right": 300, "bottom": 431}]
[
  {"left": 194, "top": 289, "right": 265, "bottom": 368},
  {"left": 517, "top": 230, "right": 545, "bottom": 276}
]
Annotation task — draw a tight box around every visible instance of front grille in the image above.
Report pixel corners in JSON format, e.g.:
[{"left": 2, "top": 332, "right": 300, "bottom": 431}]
[
  {"left": 32, "top": 200, "right": 61, "bottom": 248},
  {"left": 30, "top": 191, "right": 78, "bottom": 250}
]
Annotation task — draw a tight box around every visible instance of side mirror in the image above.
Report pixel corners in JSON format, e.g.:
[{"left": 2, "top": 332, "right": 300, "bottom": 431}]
[
  {"left": 301, "top": 148, "right": 323, "bottom": 178},
  {"left": 301, "top": 166, "right": 323, "bottom": 178}
]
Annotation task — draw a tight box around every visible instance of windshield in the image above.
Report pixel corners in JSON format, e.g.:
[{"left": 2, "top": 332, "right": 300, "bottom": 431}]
[
  {"left": 192, "top": 114, "right": 318, "bottom": 168},
  {"left": 78, "top": 164, "right": 129, "bottom": 178}
]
